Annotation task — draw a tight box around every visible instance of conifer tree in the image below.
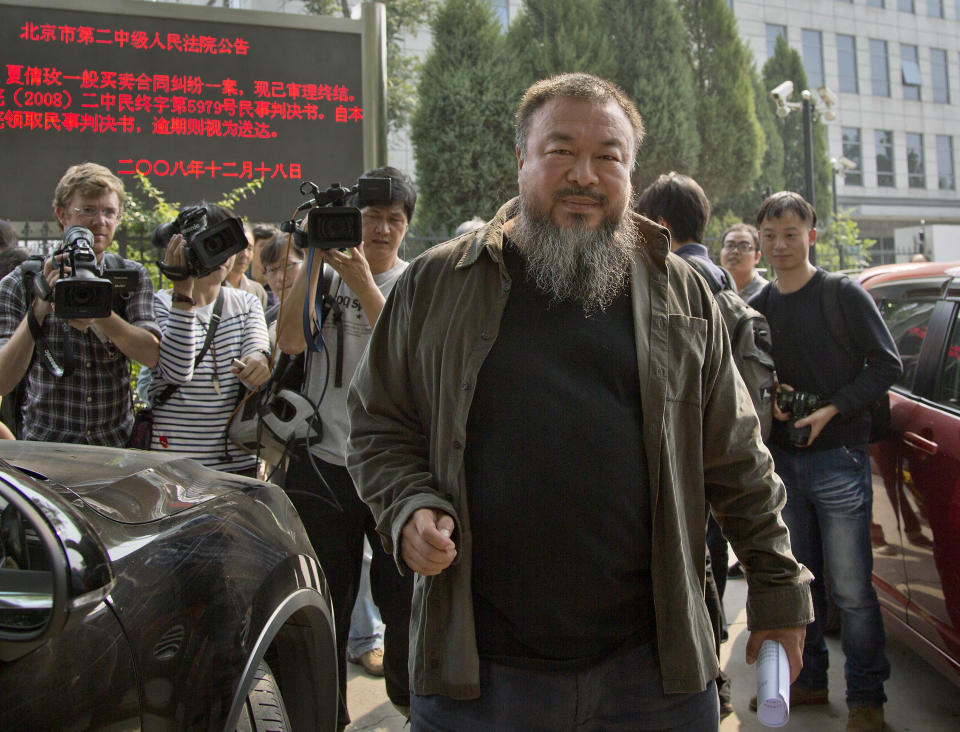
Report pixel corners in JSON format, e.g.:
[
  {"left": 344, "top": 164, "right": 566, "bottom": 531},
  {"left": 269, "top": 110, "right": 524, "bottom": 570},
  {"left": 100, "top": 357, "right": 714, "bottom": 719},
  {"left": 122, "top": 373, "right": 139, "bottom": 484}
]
[
  {"left": 599, "top": 0, "right": 700, "bottom": 189},
  {"left": 410, "top": 0, "right": 517, "bottom": 234},
  {"left": 678, "top": 0, "right": 764, "bottom": 199},
  {"left": 762, "top": 35, "right": 831, "bottom": 214}
]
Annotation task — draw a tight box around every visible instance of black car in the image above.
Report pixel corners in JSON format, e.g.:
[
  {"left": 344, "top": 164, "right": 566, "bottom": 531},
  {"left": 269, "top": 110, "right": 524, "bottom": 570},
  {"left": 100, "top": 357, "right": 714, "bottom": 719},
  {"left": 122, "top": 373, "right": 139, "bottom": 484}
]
[{"left": 0, "top": 441, "right": 338, "bottom": 730}]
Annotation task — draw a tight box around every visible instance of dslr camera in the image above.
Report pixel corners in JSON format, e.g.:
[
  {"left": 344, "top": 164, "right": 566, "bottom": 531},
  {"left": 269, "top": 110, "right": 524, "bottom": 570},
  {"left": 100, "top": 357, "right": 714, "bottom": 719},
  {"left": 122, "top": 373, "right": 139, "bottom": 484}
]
[
  {"left": 153, "top": 205, "right": 248, "bottom": 280},
  {"left": 776, "top": 389, "right": 824, "bottom": 446},
  {"left": 284, "top": 177, "right": 392, "bottom": 250},
  {"left": 25, "top": 226, "right": 133, "bottom": 319}
]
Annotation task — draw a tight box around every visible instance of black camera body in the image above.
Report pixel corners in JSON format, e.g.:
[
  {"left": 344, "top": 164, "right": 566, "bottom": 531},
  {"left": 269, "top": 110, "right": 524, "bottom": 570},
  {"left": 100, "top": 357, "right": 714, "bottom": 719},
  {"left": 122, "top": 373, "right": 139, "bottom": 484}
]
[
  {"left": 52, "top": 226, "right": 114, "bottom": 319},
  {"left": 776, "top": 389, "right": 824, "bottom": 446},
  {"left": 299, "top": 177, "right": 392, "bottom": 250},
  {"left": 154, "top": 205, "right": 248, "bottom": 280}
]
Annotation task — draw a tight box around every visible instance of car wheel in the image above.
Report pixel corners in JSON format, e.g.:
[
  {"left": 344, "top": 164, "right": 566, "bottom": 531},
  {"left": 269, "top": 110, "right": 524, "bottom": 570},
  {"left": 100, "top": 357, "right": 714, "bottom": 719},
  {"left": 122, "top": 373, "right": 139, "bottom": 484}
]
[{"left": 236, "top": 659, "right": 291, "bottom": 732}]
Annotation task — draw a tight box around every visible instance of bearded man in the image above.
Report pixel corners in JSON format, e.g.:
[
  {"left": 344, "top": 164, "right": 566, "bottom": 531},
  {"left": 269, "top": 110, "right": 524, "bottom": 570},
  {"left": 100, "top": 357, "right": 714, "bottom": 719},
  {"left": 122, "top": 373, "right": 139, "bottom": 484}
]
[{"left": 347, "top": 73, "right": 812, "bottom": 731}]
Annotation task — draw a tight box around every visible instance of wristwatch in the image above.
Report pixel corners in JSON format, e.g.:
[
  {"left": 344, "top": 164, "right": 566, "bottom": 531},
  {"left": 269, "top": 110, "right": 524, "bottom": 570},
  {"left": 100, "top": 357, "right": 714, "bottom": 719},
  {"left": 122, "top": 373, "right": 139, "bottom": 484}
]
[{"left": 171, "top": 292, "right": 195, "bottom": 306}]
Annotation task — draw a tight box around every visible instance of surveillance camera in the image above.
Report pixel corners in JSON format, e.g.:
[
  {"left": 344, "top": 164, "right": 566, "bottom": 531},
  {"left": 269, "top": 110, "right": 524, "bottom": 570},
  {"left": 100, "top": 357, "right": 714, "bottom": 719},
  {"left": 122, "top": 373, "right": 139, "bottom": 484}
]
[
  {"left": 817, "top": 86, "right": 838, "bottom": 108},
  {"left": 775, "top": 104, "right": 791, "bottom": 118},
  {"left": 770, "top": 80, "right": 794, "bottom": 104},
  {"left": 837, "top": 156, "right": 857, "bottom": 171},
  {"left": 821, "top": 109, "right": 837, "bottom": 121}
]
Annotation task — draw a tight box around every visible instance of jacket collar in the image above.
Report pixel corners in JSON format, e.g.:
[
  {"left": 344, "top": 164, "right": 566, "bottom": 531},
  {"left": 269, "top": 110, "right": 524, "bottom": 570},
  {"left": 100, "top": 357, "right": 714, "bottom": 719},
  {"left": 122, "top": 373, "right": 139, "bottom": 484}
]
[{"left": 455, "top": 196, "right": 671, "bottom": 272}]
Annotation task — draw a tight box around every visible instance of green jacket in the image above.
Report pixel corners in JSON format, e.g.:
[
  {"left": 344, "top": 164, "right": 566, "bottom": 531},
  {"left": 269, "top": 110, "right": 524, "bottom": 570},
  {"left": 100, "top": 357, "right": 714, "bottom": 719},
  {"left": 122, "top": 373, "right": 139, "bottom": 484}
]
[{"left": 347, "top": 198, "right": 813, "bottom": 699}]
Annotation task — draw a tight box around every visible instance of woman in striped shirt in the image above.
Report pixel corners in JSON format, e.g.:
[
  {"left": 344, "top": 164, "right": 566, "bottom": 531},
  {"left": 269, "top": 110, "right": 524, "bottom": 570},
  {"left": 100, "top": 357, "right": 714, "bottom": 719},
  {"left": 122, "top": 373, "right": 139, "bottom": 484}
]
[{"left": 150, "top": 205, "right": 271, "bottom": 475}]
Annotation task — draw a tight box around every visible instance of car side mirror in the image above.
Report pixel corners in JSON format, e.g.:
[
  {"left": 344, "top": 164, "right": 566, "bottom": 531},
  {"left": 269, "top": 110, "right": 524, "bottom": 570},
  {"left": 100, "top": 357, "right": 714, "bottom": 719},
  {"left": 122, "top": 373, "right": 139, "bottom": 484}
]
[{"left": 0, "top": 468, "right": 113, "bottom": 662}]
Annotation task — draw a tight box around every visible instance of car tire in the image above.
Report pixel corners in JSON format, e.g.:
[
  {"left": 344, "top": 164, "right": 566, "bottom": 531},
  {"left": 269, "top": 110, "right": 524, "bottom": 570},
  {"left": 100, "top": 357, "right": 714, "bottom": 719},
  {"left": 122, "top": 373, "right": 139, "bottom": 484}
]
[{"left": 236, "top": 659, "right": 291, "bottom": 732}]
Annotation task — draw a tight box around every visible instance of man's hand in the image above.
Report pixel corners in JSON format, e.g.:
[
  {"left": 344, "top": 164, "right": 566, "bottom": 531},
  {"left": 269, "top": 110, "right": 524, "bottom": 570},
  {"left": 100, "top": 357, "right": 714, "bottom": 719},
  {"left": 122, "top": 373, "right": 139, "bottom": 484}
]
[
  {"left": 745, "top": 626, "right": 806, "bottom": 683},
  {"left": 234, "top": 351, "right": 271, "bottom": 387},
  {"left": 772, "top": 382, "right": 792, "bottom": 422},
  {"left": 322, "top": 245, "right": 376, "bottom": 295},
  {"left": 794, "top": 404, "right": 839, "bottom": 446},
  {"left": 401, "top": 508, "right": 457, "bottom": 576},
  {"left": 163, "top": 234, "right": 195, "bottom": 305}
]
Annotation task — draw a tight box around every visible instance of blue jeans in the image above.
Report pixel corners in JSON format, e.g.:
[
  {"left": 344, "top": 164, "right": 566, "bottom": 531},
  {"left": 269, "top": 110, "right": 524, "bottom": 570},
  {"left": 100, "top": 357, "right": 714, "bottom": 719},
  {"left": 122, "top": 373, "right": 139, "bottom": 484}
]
[
  {"left": 770, "top": 444, "right": 889, "bottom": 709},
  {"left": 411, "top": 643, "right": 718, "bottom": 731},
  {"left": 347, "top": 539, "right": 385, "bottom": 659}
]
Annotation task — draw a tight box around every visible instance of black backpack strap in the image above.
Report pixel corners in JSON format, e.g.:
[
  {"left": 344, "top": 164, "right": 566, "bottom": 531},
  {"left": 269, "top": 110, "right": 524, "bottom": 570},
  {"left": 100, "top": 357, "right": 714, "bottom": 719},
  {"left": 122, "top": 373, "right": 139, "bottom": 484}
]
[
  {"left": 153, "top": 289, "right": 224, "bottom": 408},
  {"left": 820, "top": 272, "right": 857, "bottom": 360}
]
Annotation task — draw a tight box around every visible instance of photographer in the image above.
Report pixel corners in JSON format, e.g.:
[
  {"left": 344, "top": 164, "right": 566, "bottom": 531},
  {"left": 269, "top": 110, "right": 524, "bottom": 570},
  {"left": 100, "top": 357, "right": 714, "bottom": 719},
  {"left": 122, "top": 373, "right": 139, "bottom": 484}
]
[
  {"left": 150, "top": 203, "right": 270, "bottom": 476},
  {"left": 276, "top": 166, "right": 415, "bottom": 729},
  {"left": 0, "top": 162, "right": 160, "bottom": 446}
]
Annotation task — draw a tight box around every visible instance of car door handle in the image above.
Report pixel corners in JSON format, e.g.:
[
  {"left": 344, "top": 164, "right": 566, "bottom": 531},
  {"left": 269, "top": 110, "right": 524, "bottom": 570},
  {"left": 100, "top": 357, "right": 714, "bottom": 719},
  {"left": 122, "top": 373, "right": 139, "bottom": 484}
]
[{"left": 903, "top": 431, "right": 938, "bottom": 455}]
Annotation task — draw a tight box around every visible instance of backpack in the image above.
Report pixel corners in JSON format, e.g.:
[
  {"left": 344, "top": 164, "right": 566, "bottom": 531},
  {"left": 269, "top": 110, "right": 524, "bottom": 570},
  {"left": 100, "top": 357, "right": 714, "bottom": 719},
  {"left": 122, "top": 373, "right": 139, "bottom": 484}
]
[
  {"left": 684, "top": 257, "right": 776, "bottom": 441},
  {"left": 820, "top": 272, "right": 891, "bottom": 443}
]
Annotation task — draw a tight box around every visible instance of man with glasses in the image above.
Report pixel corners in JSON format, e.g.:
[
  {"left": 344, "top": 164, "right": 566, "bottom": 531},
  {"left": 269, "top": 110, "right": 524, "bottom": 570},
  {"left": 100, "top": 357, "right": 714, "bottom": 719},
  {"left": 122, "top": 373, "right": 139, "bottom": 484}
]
[
  {"left": 720, "top": 223, "right": 768, "bottom": 301},
  {"left": 0, "top": 162, "right": 160, "bottom": 446},
  {"left": 276, "top": 165, "right": 416, "bottom": 730}
]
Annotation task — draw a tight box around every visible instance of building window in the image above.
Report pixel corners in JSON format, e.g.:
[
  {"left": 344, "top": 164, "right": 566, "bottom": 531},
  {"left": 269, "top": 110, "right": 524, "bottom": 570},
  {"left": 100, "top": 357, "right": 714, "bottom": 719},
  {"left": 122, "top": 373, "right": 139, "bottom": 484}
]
[
  {"left": 926, "top": 0, "right": 943, "bottom": 16},
  {"left": 901, "top": 44, "right": 922, "bottom": 100},
  {"left": 898, "top": 0, "right": 915, "bottom": 10},
  {"left": 766, "top": 24, "right": 786, "bottom": 60},
  {"left": 867, "top": 0, "right": 884, "bottom": 6},
  {"left": 801, "top": 30, "right": 824, "bottom": 88},
  {"left": 906, "top": 133, "right": 926, "bottom": 188},
  {"left": 842, "top": 128, "right": 864, "bottom": 186},
  {"left": 937, "top": 135, "right": 955, "bottom": 190},
  {"left": 876, "top": 130, "right": 896, "bottom": 187},
  {"left": 870, "top": 40, "right": 890, "bottom": 96},
  {"left": 837, "top": 35, "right": 859, "bottom": 93},
  {"left": 488, "top": 0, "right": 509, "bottom": 28},
  {"left": 931, "top": 49, "right": 950, "bottom": 103}
]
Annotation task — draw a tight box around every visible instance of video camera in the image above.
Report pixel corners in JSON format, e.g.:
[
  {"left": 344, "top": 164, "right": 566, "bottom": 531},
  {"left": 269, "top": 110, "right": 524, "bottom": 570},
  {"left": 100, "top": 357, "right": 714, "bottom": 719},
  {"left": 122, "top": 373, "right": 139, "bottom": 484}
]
[
  {"left": 776, "top": 389, "right": 824, "bottom": 446},
  {"left": 153, "top": 205, "right": 248, "bottom": 280},
  {"left": 21, "top": 226, "right": 134, "bottom": 319},
  {"left": 283, "top": 177, "right": 392, "bottom": 250}
]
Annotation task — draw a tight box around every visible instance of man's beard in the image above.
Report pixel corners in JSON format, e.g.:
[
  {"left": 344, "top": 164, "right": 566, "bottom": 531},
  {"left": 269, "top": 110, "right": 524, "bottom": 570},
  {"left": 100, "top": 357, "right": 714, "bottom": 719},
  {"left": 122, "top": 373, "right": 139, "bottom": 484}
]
[{"left": 510, "top": 188, "right": 637, "bottom": 312}]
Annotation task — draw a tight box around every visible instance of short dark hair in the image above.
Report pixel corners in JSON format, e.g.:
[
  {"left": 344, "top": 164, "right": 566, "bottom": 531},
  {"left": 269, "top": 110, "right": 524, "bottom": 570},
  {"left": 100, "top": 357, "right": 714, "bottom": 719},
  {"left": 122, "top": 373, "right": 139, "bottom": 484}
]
[
  {"left": 350, "top": 165, "right": 417, "bottom": 223},
  {"left": 252, "top": 223, "right": 280, "bottom": 242},
  {"left": 0, "top": 220, "right": 17, "bottom": 249},
  {"left": 515, "top": 73, "right": 644, "bottom": 165},
  {"left": 260, "top": 231, "right": 303, "bottom": 268},
  {"left": 756, "top": 191, "right": 817, "bottom": 229},
  {"left": 721, "top": 222, "right": 759, "bottom": 251},
  {"left": 0, "top": 247, "right": 29, "bottom": 279},
  {"left": 635, "top": 172, "right": 710, "bottom": 243}
]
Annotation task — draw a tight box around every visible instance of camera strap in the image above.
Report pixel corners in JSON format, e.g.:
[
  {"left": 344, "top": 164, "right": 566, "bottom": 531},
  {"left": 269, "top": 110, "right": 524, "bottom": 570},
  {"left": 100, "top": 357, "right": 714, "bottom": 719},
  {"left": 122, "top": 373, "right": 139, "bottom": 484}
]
[
  {"left": 27, "top": 308, "right": 75, "bottom": 379},
  {"left": 152, "top": 289, "right": 224, "bottom": 408}
]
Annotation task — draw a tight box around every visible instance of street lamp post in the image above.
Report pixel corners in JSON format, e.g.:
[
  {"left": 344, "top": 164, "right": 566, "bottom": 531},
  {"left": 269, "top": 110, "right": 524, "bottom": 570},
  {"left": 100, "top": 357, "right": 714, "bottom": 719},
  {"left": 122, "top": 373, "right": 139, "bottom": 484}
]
[
  {"left": 830, "top": 156, "right": 858, "bottom": 269},
  {"left": 770, "top": 81, "right": 838, "bottom": 267}
]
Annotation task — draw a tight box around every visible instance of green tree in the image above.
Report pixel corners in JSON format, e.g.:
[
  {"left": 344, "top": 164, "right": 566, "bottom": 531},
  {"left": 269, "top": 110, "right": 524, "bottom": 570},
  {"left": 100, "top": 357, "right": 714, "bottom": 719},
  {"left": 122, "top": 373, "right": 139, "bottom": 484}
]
[
  {"left": 506, "top": 0, "right": 615, "bottom": 83},
  {"left": 714, "top": 63, "right": 786, "bottom": 224},
  {"left": 304, "top": 0, "right": 435, "bottom": 134},
  {"left": 678, "top": 0, "right": 764, "bottom": 200},
  {"left": 814, "top": 207, "right": 875, "bottom": 272},
  {"left": 599, "top": 0, "right": 700, "bottom": 189},
  {"left": 410, "top": 0, "right": 517, "bottom": 235},
  {"left": 762, "top": 35, "right": 831, "bottom": 213}
]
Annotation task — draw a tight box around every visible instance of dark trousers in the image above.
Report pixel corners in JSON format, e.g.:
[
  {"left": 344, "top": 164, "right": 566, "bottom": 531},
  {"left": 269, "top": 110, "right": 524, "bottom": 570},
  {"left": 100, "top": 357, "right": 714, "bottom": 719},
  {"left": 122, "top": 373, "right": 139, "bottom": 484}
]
[
  {"left": 411, "top": 643, "right": 718, "bottom": 731},
  {"left": 283, "top": 452, "right": 413, "bottom": 729}
]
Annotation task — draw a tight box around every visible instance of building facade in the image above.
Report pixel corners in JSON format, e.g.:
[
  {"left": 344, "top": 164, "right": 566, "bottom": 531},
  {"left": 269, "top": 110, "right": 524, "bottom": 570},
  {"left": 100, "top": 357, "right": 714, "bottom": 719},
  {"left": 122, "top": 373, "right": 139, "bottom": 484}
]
[{"left": 732, "top": 0, "right": 960, "bottom": 262}]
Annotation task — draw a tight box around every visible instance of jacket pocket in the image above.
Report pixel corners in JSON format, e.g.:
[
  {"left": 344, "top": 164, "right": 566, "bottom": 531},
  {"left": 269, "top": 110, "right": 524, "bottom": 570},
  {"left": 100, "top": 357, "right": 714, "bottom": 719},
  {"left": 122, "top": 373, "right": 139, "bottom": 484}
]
[{"left": 665, "top": 314, "right": 708, "bottom": 405}]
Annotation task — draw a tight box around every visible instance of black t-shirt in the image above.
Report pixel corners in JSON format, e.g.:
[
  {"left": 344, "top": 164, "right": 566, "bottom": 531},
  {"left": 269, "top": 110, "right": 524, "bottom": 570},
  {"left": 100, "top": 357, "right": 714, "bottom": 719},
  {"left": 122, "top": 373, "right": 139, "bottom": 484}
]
[
  {"left": 465, "top": 239, "right": 654, "bottom": 670},
  {"left": 750, "top": 269, "right": 901, "bottom": 451}
]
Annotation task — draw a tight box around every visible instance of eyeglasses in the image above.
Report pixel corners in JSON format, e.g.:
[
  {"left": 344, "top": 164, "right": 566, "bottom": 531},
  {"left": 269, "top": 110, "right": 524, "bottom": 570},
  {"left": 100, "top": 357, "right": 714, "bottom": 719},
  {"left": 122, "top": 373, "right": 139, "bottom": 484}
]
[
  {"left": 721, "top": 241, "right": 756, "bottom": 253},
  {"left": 72, "top": 206, "right": 120, "bottom": 223},
  {"left": 265, "top": 260, "right": 303, "bottom": 277}
]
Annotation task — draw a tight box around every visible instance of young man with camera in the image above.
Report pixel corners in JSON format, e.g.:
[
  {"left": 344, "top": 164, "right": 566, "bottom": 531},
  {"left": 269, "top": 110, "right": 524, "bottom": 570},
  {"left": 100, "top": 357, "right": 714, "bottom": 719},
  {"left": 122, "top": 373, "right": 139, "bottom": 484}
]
[
  {"left": 748, "top": 191, "right": 901, "bottom": 732},
  {"left": 0, "top": 162, "right": 160, "bottom": 446},
  {"left": 275, "top": 165, "right": 416, "bottom": 730}
]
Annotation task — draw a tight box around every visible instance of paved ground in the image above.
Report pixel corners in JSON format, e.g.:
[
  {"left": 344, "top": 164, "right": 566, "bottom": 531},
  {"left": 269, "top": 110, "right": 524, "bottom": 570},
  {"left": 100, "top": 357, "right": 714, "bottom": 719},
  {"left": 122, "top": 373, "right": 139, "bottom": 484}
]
[{"left": 343, "top": 574, "right": 960, "bottom": 731}]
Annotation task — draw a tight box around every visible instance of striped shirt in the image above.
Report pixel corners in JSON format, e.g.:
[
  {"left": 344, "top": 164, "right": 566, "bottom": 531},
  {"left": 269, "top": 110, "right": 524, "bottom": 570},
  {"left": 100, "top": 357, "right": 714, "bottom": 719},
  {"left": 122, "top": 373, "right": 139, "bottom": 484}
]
[
  {"left": 150, "top": 287, "right": 269, "bottom": 472},
  {"left": 0, "top": 258, "right": 159, "bottom": 446}
]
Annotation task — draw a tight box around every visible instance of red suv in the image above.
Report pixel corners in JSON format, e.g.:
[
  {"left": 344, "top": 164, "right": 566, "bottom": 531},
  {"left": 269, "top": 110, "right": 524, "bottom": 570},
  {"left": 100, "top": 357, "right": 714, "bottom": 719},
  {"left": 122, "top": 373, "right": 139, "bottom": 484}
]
[{"left": 860, "top": 261, "right": 960, "bottom": 687}]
